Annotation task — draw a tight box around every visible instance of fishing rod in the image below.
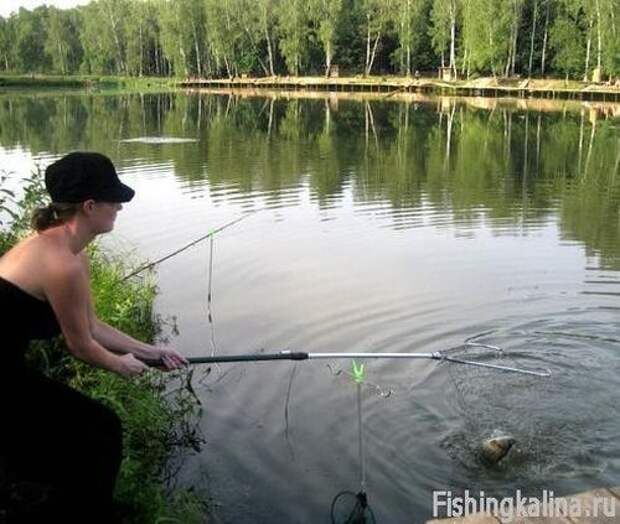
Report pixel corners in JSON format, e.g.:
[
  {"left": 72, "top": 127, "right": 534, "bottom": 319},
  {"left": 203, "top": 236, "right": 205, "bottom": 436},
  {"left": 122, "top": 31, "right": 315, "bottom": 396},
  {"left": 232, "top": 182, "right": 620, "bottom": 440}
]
[
  {"left": 122, "top": 210, "right": 259, "bottom": 281},
  {"left": 144, "top": 346, "right": 552, "bottom": 377}
]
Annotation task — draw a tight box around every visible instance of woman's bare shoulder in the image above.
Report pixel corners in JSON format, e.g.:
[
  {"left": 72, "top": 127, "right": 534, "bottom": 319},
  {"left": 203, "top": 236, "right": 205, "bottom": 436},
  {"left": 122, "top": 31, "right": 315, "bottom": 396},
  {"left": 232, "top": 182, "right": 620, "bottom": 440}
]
[{"left": 0, "top": 232, "right": 83, "bottom": 297}]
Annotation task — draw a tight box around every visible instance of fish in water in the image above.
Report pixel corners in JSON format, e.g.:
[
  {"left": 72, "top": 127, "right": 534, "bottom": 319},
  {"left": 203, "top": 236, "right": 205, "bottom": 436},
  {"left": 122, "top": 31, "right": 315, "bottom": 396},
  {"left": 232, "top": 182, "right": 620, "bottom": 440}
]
[{"left": 480, "top": 433, "right": 516, "bottom": 464}]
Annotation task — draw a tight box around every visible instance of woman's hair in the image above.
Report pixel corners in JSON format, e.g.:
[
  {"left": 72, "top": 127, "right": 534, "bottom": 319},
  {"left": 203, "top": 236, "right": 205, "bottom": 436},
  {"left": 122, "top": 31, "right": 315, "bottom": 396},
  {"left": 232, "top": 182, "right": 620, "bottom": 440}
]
[{"left": 31, "top": 202, "right": 81, "bottom": 232}]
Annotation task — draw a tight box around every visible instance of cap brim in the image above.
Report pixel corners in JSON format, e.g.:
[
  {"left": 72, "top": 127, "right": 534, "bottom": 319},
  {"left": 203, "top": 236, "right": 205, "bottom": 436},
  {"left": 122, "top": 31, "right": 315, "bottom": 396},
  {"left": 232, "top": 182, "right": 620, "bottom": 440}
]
[{"left": 105, "top": 182, "right": 135, "bottom": 203}]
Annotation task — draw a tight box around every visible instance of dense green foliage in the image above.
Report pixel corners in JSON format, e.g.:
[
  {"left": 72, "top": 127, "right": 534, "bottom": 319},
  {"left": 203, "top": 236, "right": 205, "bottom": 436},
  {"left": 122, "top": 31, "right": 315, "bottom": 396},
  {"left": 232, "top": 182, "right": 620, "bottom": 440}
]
[
  {"left": 0, "top": 172, "right": 206, "bottom": 523},
  {"left": 0, "top": 0, "right": 618, "bottom": 80}
]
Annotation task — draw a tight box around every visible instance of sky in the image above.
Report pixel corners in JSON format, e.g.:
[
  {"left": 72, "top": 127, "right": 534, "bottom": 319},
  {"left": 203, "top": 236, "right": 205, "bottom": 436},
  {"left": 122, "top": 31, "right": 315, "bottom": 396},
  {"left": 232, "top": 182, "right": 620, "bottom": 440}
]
[{"left": 0, "top": 0, "right": 92, "bottom": 18}]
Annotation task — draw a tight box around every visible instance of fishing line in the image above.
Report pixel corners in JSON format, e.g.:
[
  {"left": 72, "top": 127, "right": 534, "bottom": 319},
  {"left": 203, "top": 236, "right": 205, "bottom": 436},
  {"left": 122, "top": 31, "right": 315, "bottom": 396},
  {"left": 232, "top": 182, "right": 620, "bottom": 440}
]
[
  {"left": 204, "top": 232, "right": 221, "bottom": 380},
  {"left": 283, "top": 364, "right": 299, "bottom": 460},
  {"left": 121, "top": 210, "right": 259, "bottom": 281},
  {"left": 330, "top": 361, "right": 377, "bottom": 524}
]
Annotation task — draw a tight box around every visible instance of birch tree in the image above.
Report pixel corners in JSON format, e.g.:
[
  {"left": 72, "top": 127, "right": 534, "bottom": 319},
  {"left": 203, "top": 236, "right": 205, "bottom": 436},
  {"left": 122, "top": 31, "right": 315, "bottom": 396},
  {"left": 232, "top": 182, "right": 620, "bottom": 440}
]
[
  {"left": 431, "top": 0, "right": 458, "bottom": 75},
  {"left": 256, "top": 0, "right": 278, "bottom": 76},
  {"left": 124, "top": 1, "right": 157, "bottom": 76},
  {"left": 308, "top": 0, "right": 343, "bottom": 76},
  {"left": 503, "top": 0, "right": 525, "bottom": 77},
  {"left": 598, "top": 0, "right": 619, "bottom": 78},
  {"left": 237, "top": 0, "right": 272, "bottom": 76},
  {"left": 527, "top": 0, "right": 540, "bottom": 76},
  {"left": 390, "top": 0, "right": 424, "bottom": 75},
  {"left": 550, "top": 2, "right": 585, "bottom": 78},
  {"left": 361, "top": 0, "right": 390, "bottom": 76},
  {"left": 277, "top": 0, "right": 310, "bottom": 75},
  {"left": 461, "top": 0, "right": 511, "bottom": 76},
  {"left": 182, "top": 0, "right": 206, "bottom": 77},
  {"left": 0, "top": 18, "right": 14, "bottom": 71},
  {"left": 99, "top": 0, "right": 129, "bottom": 74}
]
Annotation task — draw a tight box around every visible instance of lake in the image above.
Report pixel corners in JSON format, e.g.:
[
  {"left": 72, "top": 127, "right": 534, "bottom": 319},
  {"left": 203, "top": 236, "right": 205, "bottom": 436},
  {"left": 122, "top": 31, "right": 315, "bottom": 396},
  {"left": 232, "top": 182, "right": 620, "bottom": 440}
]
[{"left": 1, "top": 89, "right": 619, "bottom": 523}]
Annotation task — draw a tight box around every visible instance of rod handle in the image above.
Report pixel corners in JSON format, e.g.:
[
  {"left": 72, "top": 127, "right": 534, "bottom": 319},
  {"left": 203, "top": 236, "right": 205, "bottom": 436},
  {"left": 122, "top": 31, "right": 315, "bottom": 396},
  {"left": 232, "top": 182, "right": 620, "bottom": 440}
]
[{"left": 142, "top": 351, "right": 309, "bottom": 367}]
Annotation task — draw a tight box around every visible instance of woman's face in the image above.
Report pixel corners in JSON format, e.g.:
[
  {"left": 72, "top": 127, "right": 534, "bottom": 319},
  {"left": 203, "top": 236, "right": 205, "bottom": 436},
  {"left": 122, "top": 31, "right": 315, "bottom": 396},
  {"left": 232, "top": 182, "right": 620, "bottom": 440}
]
[{"left": 89, "top": 201, "right": 123, "bottom": 233}]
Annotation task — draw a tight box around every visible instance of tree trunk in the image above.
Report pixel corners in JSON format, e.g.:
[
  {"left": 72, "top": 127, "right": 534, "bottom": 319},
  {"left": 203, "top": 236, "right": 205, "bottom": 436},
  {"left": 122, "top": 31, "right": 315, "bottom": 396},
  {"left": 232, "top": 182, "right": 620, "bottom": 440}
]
[
  {"left": 179, "top": 46, "right": 189, "bottom": 77},
  {"left": 365, "top": 19, "right": 371, "bottom": 76},
  {"left": 541, "top": 0, "right": 549, "bottom": 75},
  {"left": 406, "top": 44, "right": 411, "bottom": 76},
  {"left": 106, "top": 7, "right": 126, "bottom": 74},
  {"left": 461, "top": 47, "right": 468, "bottom": 77},
  {"left": 511, "top": 17, "right": 518, "bottom": 76},
  {"left": 449, "top": 0, "right": 457, "bottom": 77},
  {"left": 528, "top": 0, "right": 538, "bottom": 76},
  {"left": 584, "top": 16, "right": 593, "bottom": 81},
  {"left": 244, "top": 26, "right": 269, "bottom": 75},
  {"left": 505, "top": 31, "right": 512, "bottom": 78},
  {"left": 223, "top": 54, "right": 231, "bottom": 78},
  {"left": 57, "top": 41, "right": 65, "bottom": 75},
  {"left": 139, "top": 23, "right": 143, "bottom": 77},
  {"left": 191, "top": 19, "right": 201, "bottom": 77},
  {"left": 263, "top": 11, "right": 275, "bottom": 76},
  {"left": 325, "top": 41, "right": 332, "bottom": 77},
  {"left": 367, "top": 33, "right": 381, "bottom": 75},
  {"left": 595, "top": 0, "right": 602, "bottom": 71}
]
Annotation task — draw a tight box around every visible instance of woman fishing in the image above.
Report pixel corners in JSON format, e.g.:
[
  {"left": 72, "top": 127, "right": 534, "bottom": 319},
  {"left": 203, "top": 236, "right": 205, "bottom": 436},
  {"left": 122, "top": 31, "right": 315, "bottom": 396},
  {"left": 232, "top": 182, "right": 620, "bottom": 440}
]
[{"left": 0, "top": 152, "right": 187, "bottom": 522}]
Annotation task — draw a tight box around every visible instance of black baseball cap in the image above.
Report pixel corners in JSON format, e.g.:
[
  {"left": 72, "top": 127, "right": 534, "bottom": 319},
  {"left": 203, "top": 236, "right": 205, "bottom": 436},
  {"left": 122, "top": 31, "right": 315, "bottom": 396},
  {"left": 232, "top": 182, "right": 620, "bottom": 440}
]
[{"left": 45, "top": 152, "right": 135, "bottom": 204}]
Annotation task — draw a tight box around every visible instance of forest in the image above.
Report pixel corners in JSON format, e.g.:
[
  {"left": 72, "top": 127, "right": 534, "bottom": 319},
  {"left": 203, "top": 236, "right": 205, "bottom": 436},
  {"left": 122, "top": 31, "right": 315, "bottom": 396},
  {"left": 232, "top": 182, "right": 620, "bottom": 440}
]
[{"left": 0, "top": 0, "right": 618, "bottom": 81}]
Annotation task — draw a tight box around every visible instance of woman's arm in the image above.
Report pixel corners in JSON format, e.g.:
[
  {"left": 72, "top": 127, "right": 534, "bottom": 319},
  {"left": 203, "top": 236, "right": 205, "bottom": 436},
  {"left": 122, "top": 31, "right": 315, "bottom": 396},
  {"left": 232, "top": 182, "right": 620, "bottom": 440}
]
[
  {"left": 81, "top": 253, "right": 187, "bottom": 369},
  {"left": 91, "top": 320, "right": 154, "bottom": 358},
  {"left": 43, "top": 255, "right": 147, "bottom": 377}
]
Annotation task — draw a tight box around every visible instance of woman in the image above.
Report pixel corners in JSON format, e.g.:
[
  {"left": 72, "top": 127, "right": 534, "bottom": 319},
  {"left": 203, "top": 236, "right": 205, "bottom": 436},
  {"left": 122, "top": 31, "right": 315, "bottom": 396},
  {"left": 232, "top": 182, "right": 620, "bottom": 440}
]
[{"left": 0, "top": 152, "right": 187, "bottom": 522}]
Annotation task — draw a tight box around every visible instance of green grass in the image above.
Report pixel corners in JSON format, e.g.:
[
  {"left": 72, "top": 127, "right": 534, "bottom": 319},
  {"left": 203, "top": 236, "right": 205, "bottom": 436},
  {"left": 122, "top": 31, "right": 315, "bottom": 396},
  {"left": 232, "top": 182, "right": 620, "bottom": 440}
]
[{"left": 0, "top": 74, "right": 180, "bottom": 92}]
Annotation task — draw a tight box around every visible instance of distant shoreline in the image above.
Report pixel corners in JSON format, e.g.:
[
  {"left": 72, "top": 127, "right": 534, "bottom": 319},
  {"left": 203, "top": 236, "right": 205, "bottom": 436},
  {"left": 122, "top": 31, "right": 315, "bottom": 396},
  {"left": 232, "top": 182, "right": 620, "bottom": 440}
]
[
  {"left": 0, "top": 74, "right": 177, "bottom": 92},
  {"left": 180, "top": 76, "right": 620, "bottom": 103},
  {"left": 1, "top": 74, "right": 619, "bottom": 103}
]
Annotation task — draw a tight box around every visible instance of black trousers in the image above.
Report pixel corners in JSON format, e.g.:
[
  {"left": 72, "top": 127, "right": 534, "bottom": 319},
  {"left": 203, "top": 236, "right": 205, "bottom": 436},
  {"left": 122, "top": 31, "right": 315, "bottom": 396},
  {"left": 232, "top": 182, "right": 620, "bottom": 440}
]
[{"left": 0, "top": 366, "right": 123, "bottom": 523}]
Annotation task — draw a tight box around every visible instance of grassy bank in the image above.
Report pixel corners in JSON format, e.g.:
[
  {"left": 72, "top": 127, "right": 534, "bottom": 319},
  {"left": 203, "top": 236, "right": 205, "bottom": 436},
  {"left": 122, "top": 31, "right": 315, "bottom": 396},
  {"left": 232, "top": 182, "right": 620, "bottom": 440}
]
[
  {"left": 0, "top": 173, "right": 206, "bottom": 523},
  {"left": 0, "top": 74, "right": 178, "bottom": 92}
]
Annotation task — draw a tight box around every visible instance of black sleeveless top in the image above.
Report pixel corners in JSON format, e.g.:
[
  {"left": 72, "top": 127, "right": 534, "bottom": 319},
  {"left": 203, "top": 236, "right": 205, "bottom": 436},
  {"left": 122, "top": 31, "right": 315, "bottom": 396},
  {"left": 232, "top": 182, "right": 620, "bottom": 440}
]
[{"left": 0, "top": 275, "right": 61, "bottom": 369}]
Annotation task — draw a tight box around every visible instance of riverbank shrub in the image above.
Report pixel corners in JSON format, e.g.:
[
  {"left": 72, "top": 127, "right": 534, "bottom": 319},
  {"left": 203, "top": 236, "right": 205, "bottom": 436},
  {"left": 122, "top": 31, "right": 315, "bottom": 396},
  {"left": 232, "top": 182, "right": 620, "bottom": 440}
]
[{"left": 0, "top": 170, "right": 207, "bottom": 523}]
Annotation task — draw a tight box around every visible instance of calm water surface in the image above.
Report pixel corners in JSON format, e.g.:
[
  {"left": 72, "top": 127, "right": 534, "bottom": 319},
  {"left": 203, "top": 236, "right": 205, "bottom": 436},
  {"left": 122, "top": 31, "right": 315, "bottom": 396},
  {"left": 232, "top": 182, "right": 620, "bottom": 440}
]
[{"left": 1, "top": 90, "right": 619, "bottom": 523}]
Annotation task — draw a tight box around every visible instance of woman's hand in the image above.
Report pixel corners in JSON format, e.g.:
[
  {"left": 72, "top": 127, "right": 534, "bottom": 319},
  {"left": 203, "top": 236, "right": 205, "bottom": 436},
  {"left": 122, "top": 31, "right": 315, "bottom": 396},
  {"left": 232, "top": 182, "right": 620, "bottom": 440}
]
[
  {"left": 117, "top": 353, "right": 149, "bottom": 378},
  {"left": 151, "top": 347, "right": 189, "bottom": 371}
]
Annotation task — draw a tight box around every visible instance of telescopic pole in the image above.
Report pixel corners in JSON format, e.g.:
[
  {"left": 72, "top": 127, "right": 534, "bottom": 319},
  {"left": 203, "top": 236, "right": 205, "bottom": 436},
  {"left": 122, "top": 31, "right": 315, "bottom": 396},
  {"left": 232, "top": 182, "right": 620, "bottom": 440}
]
[{"left": 143, "top": 350, "right": 551, "bottom": 377}]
